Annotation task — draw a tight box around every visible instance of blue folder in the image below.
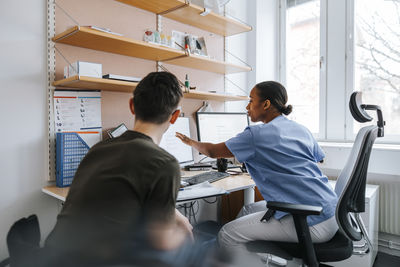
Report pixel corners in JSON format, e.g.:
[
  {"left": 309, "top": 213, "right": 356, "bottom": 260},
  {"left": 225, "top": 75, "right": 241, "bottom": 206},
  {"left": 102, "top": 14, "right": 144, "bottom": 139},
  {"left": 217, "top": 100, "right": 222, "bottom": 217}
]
[{"left": 56, "top": 132, "right": 90, "bottom": 187}]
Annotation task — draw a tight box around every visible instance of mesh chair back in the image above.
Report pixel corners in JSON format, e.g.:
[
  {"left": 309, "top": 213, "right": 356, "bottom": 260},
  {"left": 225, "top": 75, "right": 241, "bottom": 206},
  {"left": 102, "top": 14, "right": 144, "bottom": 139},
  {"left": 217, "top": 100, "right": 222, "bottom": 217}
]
[{"left": 334, "top": 125, "right": 378, "bottom": 241}]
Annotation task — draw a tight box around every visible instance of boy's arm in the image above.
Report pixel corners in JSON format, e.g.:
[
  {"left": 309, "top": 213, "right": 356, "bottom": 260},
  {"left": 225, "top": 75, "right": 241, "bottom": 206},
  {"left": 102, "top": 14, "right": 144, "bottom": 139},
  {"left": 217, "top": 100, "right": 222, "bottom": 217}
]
[{"left": 147, "top": 209, "right": 193, "bottom": 250}]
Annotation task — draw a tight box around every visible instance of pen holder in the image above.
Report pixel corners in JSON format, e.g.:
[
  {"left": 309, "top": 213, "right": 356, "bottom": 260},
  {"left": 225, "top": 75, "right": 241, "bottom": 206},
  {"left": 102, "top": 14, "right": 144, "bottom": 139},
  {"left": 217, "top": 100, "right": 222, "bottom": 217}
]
[{"left": 217, "top": 158, "right": 228, "bottom": 172}]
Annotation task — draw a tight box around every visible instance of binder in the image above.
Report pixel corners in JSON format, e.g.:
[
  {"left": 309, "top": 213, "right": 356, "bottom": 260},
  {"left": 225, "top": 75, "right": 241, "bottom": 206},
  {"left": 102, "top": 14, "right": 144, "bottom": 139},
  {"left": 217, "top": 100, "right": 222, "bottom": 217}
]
[{"left": 56, "top": 132, "right": 90, "bottom": 187}]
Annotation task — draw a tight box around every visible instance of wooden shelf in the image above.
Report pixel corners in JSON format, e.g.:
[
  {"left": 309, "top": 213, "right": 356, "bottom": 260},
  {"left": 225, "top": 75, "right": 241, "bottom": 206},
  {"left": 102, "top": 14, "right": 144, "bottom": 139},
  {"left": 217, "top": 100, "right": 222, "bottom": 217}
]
[
  {"left": 42, "top": 185, "right": 68, "bottom": 202},
  {"left": 183, "top": 90, "right": 248, "bottom": 101},
  {"left": 115, "top": 0, "right": 252, "bottom": 36},
  {"left": 53, "top": 75, "right": 138, "bottom": 92},
  {"left": 165, "top": 53, "right": 251, "bottom": 74},
  {"left": 53, "top": 26, "right": 251, "bottom": 74},
  {"left": 52, "top": 76, "right": 247, "bottom": 101},
  {"left": 53, "top": 26, "right": 185, "bottom": 61}
]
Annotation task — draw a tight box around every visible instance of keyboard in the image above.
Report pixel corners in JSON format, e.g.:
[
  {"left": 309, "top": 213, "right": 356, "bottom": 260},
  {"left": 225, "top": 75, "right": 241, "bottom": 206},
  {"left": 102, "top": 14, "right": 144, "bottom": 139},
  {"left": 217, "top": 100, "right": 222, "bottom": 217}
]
[{"left": 183, "top": 171, "right": 230, "bottom": 185}]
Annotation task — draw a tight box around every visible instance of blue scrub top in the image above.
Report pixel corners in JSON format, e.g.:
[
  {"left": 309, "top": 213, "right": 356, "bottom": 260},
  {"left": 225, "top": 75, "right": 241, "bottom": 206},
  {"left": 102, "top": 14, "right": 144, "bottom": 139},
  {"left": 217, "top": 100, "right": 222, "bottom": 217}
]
[{"left": 225, "top": 115, "right": 337, "bottom": 226}]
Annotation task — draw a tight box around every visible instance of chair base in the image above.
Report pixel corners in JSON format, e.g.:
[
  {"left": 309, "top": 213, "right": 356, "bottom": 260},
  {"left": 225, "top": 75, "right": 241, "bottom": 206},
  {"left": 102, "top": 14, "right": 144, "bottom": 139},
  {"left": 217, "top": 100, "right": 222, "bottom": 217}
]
[{"left": 246, "top": 230, "right": 353, "bottom": 263}]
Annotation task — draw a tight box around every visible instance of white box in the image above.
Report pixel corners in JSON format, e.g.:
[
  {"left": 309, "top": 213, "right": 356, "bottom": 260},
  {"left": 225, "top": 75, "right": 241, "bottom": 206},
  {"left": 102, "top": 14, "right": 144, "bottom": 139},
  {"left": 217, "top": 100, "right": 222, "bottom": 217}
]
[
  {"left": 68, "top": 61, "right": 102, "bottom": 78},
  {"left": 325, "top": 181, "right": 379, "bottom": 267},
  {"left": 64, "top": 66, "right": 69, "bottom": 78}
]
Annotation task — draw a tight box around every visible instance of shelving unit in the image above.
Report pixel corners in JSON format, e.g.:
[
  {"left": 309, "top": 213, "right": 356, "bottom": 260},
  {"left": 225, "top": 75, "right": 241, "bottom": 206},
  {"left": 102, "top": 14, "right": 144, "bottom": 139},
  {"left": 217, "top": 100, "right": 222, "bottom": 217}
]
[
  {"left": 53, "top": 75, "right": 138, "bottom": 92},
  {"left": 53, "top": 76, "right": 248, "bottom": 101},
  {"left": 115, "top": 0, "right": 252, "bottom": 36},
  {"left": 46, "top": 0, "right": 251, "bottom": 186},
  {"left": 53, "top": 26, "right": 250, "bottom": 74}
]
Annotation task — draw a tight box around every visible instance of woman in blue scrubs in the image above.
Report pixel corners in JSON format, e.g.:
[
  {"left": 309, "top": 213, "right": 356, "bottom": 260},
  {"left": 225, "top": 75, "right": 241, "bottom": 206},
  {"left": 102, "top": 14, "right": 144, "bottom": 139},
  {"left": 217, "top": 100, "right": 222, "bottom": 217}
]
[{"left": 176, "top": 81, "right": 338, "bottom": 249}]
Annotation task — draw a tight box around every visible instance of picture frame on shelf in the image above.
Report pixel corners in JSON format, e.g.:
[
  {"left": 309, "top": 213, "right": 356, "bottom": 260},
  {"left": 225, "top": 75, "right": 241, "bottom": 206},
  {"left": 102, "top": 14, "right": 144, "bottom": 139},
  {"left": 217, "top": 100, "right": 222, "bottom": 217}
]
[
  {"left": 195, "top": 37, "right": 208, "bottom": 57},
  {"left": 185, "top": 34, "right": 208, "bottom": 57},
  {"left": 172, "top": 30, "right": 186, "bottom": 50}
]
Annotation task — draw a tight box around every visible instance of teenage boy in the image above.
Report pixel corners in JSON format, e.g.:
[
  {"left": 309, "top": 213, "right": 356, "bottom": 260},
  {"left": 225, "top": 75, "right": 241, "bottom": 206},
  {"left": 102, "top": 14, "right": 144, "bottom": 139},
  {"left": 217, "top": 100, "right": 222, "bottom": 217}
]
[{"left": 43, "top": 72, "right": 193, "bottom": 266}]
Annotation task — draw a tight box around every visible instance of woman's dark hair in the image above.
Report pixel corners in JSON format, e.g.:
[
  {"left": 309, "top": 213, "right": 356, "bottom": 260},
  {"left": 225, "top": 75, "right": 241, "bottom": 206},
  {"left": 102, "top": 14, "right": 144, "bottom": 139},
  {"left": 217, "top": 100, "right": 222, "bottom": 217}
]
[
  {"left": 254, "top": 81, "right": 293, "bottom": 115},
  {"left": 133, "top": 71, "right": 183, "bottom": 124}
]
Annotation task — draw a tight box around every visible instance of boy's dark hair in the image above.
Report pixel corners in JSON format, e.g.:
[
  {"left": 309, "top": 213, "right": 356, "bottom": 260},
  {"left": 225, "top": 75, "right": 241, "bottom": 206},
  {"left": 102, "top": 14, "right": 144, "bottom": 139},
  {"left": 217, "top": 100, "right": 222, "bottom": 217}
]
[
  {"left": 255, "top": 81, "right": 293, "bottom": 115},
  {"left": 133, "top": 72, "right": 183, "bottom": 124}
]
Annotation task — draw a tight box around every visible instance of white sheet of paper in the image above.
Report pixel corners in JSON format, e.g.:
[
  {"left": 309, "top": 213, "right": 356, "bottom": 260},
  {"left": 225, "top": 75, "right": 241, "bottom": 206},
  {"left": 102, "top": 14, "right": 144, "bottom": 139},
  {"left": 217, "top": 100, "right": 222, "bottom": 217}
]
[{"left": 177, "top": 181, "right": 227, "bottom": 201}]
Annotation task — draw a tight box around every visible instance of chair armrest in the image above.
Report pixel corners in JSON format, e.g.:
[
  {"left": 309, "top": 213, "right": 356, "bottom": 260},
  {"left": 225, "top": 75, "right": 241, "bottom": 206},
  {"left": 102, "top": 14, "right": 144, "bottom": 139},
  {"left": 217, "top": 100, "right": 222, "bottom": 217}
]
[
  {"left": 265, "top": 201, "right": 323, "bottom": 267},
  {"left": 267, "top": 201, "right": 322, "bottom": 216}
]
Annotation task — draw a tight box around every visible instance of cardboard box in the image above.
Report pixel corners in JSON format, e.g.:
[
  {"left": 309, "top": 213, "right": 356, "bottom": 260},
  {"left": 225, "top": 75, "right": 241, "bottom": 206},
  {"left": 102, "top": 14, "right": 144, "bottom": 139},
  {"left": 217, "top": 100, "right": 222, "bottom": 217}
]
[{"left": 68, "top": 61, "right": 102, "bottom": 78}]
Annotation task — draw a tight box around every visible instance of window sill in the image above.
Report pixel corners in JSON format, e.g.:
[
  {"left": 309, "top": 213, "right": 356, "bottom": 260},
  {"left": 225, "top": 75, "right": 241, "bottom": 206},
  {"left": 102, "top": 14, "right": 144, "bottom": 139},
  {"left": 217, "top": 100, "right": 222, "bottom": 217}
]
[{"left": 318, "top": 141, "right": 400, "bottom": 152}]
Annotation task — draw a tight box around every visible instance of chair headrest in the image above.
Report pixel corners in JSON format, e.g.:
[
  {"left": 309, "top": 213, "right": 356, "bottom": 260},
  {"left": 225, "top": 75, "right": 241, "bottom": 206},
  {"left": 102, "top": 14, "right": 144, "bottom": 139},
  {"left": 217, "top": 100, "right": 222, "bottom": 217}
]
[
  {"left": 349, "top": 92, "right": 373, "bottom": 123},
  {"left": 349, "top": 91, "right": 385, "bottom": 137}
]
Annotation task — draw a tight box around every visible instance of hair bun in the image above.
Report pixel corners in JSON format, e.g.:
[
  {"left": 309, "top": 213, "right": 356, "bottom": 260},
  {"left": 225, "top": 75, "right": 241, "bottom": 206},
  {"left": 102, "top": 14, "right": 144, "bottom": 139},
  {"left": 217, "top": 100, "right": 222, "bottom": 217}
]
[{"left": 282, "top": 105, "right": 293, "bottom": 115}]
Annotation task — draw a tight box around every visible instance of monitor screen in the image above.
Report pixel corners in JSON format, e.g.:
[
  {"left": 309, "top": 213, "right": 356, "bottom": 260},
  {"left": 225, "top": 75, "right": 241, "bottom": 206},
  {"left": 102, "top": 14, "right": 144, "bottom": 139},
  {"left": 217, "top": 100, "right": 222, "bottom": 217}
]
[
  {"left": 159, "top": 117, "right": 194, "bottom": 166},
  {"left": 196, "top": 112, "right": 249, "bottom": 143}
]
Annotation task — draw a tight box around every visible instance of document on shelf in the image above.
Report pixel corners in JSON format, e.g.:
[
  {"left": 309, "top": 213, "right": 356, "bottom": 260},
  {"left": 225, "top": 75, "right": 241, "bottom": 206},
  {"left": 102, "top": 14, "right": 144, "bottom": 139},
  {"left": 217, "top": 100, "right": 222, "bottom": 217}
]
[
  {"left": 54, "top": 90, "right": 102, "bottom": 147},
  {"left": 177, "top": 181, "right": 227, "bottom": 202}
]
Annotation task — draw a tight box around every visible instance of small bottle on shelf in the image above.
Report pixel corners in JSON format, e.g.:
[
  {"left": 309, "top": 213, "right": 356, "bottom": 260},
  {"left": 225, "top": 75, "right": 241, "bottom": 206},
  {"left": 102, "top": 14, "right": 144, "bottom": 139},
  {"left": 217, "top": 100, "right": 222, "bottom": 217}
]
[{"left": 184, "top": 74, "right": 190, "bottom": 93}]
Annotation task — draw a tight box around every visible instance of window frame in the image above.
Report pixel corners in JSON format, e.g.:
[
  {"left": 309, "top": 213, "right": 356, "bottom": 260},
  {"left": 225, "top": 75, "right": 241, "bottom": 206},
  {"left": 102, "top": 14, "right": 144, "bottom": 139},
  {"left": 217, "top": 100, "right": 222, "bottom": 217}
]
[
  {"left": 345, "top": 0, "right": 400, "bottom": 144},
  {"left": 279, "top": 0, "right": 327, "bottom": 140}
]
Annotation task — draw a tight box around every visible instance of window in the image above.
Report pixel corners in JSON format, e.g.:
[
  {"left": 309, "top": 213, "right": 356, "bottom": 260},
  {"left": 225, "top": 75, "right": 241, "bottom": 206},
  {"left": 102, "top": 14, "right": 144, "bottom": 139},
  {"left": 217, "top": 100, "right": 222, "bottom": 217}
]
[
  {"left": 281, "top": 0, "right": 324, "bottom": 136},
  {"left": 352, "top": 0, "right": 400, "bottom": 142}
]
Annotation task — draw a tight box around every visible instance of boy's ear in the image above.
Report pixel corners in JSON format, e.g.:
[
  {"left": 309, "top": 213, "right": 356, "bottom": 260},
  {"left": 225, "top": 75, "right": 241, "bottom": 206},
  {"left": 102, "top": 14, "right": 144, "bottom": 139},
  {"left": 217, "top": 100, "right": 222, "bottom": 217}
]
[
  {"left": 129, "top": 98, "right": 135, "bottom": 115},
  {"left": 263, "top": 99, "right": 271, "bottom": 110},
  {"left": 170, "top": 109, "right": 181, "bottom": 124}
]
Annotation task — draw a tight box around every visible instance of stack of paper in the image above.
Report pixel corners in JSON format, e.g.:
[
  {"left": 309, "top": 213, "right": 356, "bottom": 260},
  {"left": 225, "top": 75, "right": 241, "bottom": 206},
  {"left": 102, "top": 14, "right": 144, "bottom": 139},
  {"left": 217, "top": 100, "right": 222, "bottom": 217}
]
[{"left": 177, "top": 181, "right": 227, "bottom": 201}]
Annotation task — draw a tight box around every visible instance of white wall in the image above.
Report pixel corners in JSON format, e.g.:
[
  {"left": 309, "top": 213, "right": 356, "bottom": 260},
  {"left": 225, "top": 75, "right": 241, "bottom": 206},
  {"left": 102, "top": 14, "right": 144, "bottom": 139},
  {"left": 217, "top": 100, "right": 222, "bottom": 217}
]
[{"left": 0, "top": 0, "right": 59, "bottom": 259}]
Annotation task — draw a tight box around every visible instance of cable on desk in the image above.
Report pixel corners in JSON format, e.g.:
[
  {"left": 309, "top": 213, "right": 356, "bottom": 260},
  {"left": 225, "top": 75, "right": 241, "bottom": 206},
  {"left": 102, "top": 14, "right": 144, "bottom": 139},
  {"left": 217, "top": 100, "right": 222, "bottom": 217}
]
[
  {"left": 189, "top": 201, "right": 198, "bottom": 225},
  {"left": 198, "top": 156, "right": 209, "bottom": 163},
  {"left": 187, "top": 201, "right": 199, "bottom": 225},
  {"left": 179, "top": 201, "right": 199, "bottom": 225},
  {"left": 202, "top": 197, "right": 218, "bottom": 204}
]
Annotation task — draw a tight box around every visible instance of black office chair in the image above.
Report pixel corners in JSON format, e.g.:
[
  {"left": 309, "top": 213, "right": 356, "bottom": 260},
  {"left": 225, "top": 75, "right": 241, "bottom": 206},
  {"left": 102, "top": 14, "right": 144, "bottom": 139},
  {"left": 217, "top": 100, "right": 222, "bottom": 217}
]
[
  {"left": 0, "top": 214, "right": 42, "bottom": 267},
  {"left": 246, "top": 91, "right": 385, "bottom": 267}
]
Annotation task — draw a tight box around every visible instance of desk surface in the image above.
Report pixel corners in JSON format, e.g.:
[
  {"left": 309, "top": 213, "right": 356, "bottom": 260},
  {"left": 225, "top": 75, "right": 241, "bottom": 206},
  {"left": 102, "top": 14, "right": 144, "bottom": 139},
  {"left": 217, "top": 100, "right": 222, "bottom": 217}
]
[{"left": 42, "top": 173, "right": 255, "bottom": 202}]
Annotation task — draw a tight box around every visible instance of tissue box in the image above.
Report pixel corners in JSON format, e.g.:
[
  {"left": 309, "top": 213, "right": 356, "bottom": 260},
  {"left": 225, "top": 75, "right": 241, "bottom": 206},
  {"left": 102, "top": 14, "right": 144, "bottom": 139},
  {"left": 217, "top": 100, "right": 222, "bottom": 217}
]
[{"left": 68, "top": 61, "right": 102, "bottom": 78}]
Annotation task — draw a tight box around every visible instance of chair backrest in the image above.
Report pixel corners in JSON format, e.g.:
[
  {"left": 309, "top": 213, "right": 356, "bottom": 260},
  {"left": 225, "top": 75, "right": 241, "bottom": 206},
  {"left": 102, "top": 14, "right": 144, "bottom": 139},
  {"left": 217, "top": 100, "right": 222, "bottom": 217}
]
[
  {"left": 7, "top": 214, "right": 41, "bottom": 267},
  {"left": 334, "top": 91, "right": 384, "bottom": 242},
  {"left": 334, "top": 125, "right": 378, "bottom": 241}
]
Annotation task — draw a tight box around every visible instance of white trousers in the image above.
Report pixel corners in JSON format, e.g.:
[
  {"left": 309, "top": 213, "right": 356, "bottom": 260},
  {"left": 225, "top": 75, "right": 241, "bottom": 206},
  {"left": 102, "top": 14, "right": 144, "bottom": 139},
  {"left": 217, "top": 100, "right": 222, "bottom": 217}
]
[{"left": 218, "top": 200, "right": 338, "bottom": 249}]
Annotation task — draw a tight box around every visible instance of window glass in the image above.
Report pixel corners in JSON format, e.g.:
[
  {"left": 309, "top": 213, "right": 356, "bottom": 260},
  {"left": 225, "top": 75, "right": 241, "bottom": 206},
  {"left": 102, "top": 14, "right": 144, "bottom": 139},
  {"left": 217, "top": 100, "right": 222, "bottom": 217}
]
[
  {"left": 354, "top": 0, "right": 400, "bottom": 137},
  {"left": 286, "top": 0, "right": 320, "bottom": 133}
]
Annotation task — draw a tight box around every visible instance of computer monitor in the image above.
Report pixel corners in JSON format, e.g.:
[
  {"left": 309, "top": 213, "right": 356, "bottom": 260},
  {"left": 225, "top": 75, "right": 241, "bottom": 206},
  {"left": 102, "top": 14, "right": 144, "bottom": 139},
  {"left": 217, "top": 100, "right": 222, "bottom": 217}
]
[
  {"left": 196, "top": 112, "right": 249, "bottom": 143},
  {"left": 159, "top": 117, "right": 194, "bottom": 166}
]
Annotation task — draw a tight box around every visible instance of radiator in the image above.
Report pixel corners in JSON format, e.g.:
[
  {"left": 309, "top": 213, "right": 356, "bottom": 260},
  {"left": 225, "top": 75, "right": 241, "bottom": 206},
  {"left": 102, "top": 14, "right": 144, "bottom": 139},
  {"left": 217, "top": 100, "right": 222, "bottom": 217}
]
[{"left": 368, "top": 175, "right": 400, "bottom": 235}]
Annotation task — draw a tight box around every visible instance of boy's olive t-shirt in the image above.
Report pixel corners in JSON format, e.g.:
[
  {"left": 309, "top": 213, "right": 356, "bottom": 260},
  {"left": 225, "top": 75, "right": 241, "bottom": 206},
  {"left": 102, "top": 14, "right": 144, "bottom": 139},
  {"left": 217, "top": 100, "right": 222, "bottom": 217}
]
[{"left": 45, "top": 130, "right": 181, "bottom": 259}]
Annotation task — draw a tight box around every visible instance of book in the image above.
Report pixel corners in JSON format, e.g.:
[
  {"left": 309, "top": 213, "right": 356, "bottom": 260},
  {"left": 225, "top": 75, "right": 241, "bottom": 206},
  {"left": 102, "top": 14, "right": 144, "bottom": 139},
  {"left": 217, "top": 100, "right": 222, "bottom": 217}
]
[{"left": 102, "top": 74, "right": 141, "bottom": 82}]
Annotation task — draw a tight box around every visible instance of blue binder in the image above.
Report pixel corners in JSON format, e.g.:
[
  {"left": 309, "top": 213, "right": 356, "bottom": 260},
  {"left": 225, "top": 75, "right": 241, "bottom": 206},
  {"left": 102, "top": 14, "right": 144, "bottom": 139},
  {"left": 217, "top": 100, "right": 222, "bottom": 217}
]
[{"left": 56, "top": 132, "right": 90, "bottom": 187}]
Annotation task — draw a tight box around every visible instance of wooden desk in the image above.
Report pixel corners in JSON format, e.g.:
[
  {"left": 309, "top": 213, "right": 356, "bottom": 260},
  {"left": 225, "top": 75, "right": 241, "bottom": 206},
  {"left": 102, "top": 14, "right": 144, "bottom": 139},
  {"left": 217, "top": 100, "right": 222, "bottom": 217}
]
[{"left": 42, "top": 173, "right": 255, "bottom": 203}]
